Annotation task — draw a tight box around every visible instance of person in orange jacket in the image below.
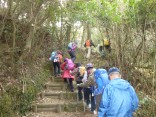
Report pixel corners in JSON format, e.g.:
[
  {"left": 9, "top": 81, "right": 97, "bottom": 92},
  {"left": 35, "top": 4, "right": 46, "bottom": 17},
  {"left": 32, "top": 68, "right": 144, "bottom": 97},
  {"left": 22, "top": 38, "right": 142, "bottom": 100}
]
[{"left": 84, "top": 39, "right": 95, "bottom": 59}]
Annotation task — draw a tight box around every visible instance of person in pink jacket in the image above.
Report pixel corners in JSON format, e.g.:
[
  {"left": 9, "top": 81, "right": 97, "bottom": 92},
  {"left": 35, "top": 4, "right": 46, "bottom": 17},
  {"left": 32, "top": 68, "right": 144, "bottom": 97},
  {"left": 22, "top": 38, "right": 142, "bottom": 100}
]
[{"left": 61, "top": 59, "right": 75, "bottom": 92}]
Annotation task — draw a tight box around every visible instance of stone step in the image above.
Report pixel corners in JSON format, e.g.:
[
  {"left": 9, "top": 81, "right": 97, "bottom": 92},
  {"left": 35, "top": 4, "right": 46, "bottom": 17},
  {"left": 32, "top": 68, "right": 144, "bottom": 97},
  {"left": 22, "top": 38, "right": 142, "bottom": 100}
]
[
  {"left": 26, "top": 111, "right": 94, "bottom": 117},
  {"left": 32, "top": 104, "right": 62, "bottom": 113},
  {"left": 44, "top": 91, "right": 62, "bottom": 99},
  {"left": 50, "top": 76, "right": 64, "bottom": 82},
  {"left": 32, "top": 102, "right": 84, "bottom": 113},
  {"left": 53, "top": 77, "right": 63, "bottom": 82},
  {"left": 43, "top": 91, "right": 77, "bottom": 100},
  {"left": 45, "top": 83, "right": 66, "bottom": 90}
]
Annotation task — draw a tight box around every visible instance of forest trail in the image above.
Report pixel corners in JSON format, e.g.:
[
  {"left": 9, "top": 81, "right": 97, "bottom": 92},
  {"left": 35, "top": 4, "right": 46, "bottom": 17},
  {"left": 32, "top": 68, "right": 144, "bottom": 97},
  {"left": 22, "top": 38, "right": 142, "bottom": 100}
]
[{"left": 25, "top": 55, "right": 102, "bottom": 117}]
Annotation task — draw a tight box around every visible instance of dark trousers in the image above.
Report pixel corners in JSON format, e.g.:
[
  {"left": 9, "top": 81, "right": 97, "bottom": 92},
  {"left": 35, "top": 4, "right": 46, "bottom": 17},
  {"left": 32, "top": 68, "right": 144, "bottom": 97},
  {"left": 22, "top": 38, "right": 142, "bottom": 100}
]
[
  {"left": 99, "top": 46, "right": 104, "bottom": 52},
  {"left": 69, "top": 51, "right": 76, "bottom": 62},
  {"left": 95, "top": 94, "right": 102, "bottom": 111},
  {"left": 104, "top": 45, "right": 111, "bottom": 52},
  {"left": 76, "top": 81, "right": 83, "bottom": 101},
  {"left": 64, "top": 78, "right": 74, "bottom": 91},
  {"left": 84, "top": 88, "right": 96, "bottom": 111},
  {"left": 53, "top": 62, "right": 60, "bottom": 76}
]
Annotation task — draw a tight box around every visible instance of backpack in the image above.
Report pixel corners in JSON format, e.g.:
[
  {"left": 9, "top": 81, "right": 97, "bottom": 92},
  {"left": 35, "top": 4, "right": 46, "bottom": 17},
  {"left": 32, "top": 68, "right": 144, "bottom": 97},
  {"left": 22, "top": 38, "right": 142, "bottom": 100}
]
[
  {"left": 68, "top": 42, "right": 77, "bottom": 50},
  {"left": 85, "top": 40, "right": 91, "bottom": 47},
  {"left": 104, "top": 39, "right": 110, "bottom": 46},
  {"left": 94, "top": 69, "right": 110, "bottom": 95},
  {"left": 50, "top": 52, "right": 60, "bottom": 62},
  {"left": 66, "top": 58, "right": 74, "bottom": 70},
  {"left": 68, "top": 42, "right": 72, "bottom": 50},
  {"left": 78, "top": 66, "right": 86, "bottom": 77},
  {"left": 53, "top": 54, "right": 60, "bottom": 62},
  {"left": 58, "top": 54, "right": 63, "bottom": 63},
  {"left": 50, "top": 51, "right": 56, "bottom": 61}
]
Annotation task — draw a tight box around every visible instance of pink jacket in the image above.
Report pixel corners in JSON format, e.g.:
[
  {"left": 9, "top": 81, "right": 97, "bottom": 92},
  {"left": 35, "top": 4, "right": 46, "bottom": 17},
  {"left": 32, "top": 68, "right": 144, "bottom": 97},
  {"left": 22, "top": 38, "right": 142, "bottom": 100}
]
[{"left": 61, "top": 62, "right": 74, "bottom": 80}]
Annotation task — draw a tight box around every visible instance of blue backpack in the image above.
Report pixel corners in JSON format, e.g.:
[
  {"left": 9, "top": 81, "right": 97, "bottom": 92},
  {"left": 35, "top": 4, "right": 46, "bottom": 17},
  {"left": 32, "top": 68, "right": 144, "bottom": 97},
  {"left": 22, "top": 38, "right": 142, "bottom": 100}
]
[
  {"left": 49, "top": 51, "right": 59, "bottom": 62},
  {"left": 94, "top": 69, "right": 110, "bottom": 95},
  {"left": 68, "top": 42, "right": 72, "bottom": 50}
]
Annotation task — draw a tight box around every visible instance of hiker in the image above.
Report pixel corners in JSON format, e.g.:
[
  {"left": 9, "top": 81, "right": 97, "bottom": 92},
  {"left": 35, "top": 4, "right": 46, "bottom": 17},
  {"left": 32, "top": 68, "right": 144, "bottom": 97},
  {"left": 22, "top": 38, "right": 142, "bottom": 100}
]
[
  {"left": 98, "top": 67, "right": 139, "bottom": 117},
  {"left": 84, "top": 39, "right": 95, "bottom": 59},
  {"left": 49, "top": 50, "right": 62, "bottom": 77},
  {"left": 94, "top": 69, "right": 110, "bottom": 111},
  {"left": 68, "top": 42, "right": 77, "bottom": 62},
  {"left": 78, "top": 63, "right": 96, "bottom": 114},
  {"left": 61, "top": 58, "right": 75, "bottom": 92},
  {"left": 103, "top": 38, "right": 111, "bottom": 52},
  {"left": 71, "top": 63, "right": 86, "bottom": 101}
]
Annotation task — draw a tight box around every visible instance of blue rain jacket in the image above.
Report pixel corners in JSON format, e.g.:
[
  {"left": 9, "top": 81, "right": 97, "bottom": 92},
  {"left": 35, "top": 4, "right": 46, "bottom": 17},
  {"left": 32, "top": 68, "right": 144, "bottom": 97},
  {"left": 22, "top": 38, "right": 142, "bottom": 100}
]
[
  {"left": 94, "top": 69, "right": 110, "bottom": 95},
  {"left": 98, "top": 78, "right": 139, "bottom": 117}
]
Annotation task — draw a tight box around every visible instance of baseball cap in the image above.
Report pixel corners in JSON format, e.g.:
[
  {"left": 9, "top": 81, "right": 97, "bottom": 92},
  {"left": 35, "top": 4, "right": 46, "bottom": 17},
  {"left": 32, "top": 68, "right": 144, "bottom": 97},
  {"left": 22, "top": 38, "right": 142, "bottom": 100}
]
[
  {"left": 86, "top": 63, "right": 93, "bottom": 69},
  {"left": 108, "top": 67, "right": 120, "bottom": 75}
]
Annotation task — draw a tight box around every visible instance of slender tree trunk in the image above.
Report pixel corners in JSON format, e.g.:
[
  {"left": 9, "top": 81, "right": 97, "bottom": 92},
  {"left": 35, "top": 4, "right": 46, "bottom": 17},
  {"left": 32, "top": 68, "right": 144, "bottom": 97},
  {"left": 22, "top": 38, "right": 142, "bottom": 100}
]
[
  {"left": 66, "top": 24, "right": 71, "bottom": 44},
  {"left": 59, "top": 14, "right": 63, "bottom": 49},
  {"left": 25, "top": 26, "right": 35, "bottom": 51},
  {"left": 87, "top": 23, "right": 91, "bottom": 39},
  {"left": 81, "top": 25, "right": 86, "bottom": 48},
  {"left": 133, "top": 17, "right": 147, "bottom": 64}
]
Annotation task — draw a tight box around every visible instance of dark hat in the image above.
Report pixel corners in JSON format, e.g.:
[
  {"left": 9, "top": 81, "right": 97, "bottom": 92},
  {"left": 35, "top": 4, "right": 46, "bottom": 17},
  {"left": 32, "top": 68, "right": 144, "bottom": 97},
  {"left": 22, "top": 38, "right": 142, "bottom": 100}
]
[
  {"left": 75, "top": 63, "right": 81, "bottom": 67},
  {"left": 108, "top": 67, "right": 120, "bottom": 75}
]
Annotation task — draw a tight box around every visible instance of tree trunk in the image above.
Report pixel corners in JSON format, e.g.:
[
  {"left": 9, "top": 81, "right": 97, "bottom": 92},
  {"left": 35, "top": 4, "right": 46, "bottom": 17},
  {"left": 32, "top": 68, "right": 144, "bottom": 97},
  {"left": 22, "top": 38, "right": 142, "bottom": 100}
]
[
  {"left": 81, "top": 25, "right": 86, "bottom": 48},
  {"left": 133, "top": 17, "right": 147, "bottom": 64},
  {"left": 66, "top": 24, "right": 71, "bottom": 45},
  {"left": 87, "top": 23, "right": 91, "bottom": 39}
]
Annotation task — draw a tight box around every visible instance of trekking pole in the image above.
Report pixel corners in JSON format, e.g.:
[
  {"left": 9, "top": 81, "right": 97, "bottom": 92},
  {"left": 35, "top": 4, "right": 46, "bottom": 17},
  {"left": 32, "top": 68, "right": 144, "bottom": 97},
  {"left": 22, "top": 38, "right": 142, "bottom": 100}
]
[
  {"left": 76, "top": 90, "right": 78, "bottom": 113},
  {"left": 83, "top": 87, "right": 86, "bottom": 113}
]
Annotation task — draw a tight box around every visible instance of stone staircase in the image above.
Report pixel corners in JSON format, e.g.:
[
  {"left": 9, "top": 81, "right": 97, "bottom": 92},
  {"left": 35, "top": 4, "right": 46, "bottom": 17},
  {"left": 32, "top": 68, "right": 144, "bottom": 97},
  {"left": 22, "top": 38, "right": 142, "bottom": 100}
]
[
  {"left": 25, "top": 55, "right": 105, "bottom": 117},
  {"left": 26, "top": 76, "right": 96, "bottom": 117}
]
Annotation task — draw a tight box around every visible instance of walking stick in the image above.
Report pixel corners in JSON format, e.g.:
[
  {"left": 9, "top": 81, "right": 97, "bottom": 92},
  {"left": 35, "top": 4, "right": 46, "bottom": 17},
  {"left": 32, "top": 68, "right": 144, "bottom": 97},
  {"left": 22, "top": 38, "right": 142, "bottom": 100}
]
[{"left": 83, "top": 87, "right": 86, "bottom": 113}]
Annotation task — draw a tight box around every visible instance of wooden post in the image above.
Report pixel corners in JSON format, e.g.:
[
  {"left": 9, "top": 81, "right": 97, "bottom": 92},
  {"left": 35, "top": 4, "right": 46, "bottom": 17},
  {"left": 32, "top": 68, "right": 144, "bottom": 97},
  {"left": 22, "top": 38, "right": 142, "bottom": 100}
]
[{"left": 57, "top": 104, "right": 62, "bottom": 113}]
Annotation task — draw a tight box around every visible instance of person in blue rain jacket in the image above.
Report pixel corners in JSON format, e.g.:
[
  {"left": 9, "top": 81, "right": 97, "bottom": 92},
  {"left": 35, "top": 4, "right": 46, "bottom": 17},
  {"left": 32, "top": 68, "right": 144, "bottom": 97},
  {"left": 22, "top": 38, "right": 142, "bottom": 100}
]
[
  {"left": 98, "top": 67, "right": 139, "bottom": 117},
  {"left": 94, "top": 69, "right": 110, "bottom": 111}
]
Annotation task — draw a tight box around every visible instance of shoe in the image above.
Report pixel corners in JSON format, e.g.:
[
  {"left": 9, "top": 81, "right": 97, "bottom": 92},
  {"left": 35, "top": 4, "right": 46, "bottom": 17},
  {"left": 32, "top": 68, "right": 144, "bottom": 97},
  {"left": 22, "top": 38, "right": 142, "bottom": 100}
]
[
  {"left": 93, "top": 110, "right": 97, "bottom": 115},
  {"left": 87, "top": 104, "right": 91, "bottom": 109},
  {"left": 56, "top": 74, "right": 61, "bottom": 77},
  {"left": 91, "top": 110, "right": 97, "bottom": 115}
]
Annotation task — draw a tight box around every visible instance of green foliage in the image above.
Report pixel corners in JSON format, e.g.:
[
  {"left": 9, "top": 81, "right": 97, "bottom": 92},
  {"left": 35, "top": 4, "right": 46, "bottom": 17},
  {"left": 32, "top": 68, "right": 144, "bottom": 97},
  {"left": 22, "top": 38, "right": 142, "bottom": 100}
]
[
  {"left": 18, "top": 85, "right": 37, "bottom": 115},
  {"left": 0, "top": 94, "right": 14, "bottom": 117},
  {"left": 0, "top": 0, "right": 156, "bottom": 116},
  {"left": 137, "top": 92, "right": 156, "bottom": 117},
  {"left": 0, "top": 62, "right": 50, "bottom": 116},
  {"left": 66, "top": 0, "right": 98, "bottom": 24}
]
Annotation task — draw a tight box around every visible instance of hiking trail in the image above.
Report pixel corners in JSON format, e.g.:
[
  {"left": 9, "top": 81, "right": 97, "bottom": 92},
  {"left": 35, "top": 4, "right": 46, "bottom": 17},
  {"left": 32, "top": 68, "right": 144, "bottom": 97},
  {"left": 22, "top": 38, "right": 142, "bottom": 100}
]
[{"left": 25, "top": 55, "right": 103, "bottom": 117}]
